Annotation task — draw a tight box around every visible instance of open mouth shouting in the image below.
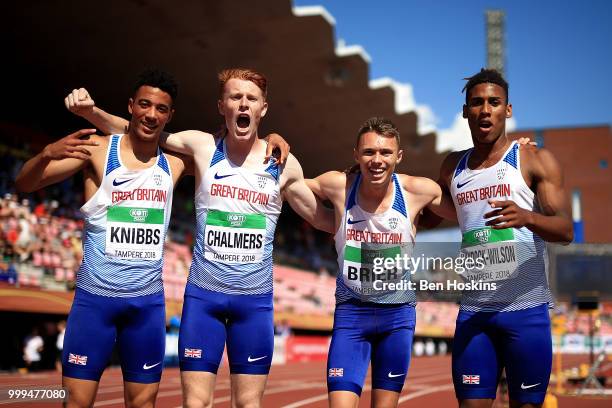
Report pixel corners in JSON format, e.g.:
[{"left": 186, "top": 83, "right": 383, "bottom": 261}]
[{"left": 236, "top": 114, "right": 251, "bottom": 133}]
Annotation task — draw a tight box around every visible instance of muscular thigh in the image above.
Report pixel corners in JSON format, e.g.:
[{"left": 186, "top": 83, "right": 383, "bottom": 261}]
[
  {"left": 498, "top": 304, "right": 552, "bottom": 405},
  {"left": 117, "top": 291, "right": 166, "bottom": 383},
  {"left": 62, "top": 289, "right": 118, "bottom": 381},
  {"left": 370, "top": 304, "right": 416, "bottom": 393},
  {"left": 452, "top": 310, "right": 502, "bottom": 401},
  {"left": 226, "top": 292, "right": 274, "bottom": 375},
  {"left": 327, "top": 302, "right": 373, "bottom": 396},
  {"left": 179, "top": 284, "right": 228, "bottom": 374}
]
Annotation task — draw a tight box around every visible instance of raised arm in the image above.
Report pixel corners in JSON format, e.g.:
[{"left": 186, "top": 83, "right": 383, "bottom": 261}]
[
  {"left": 485, "top": 147, "right": 573, "bottom": 244},
  {"left": 65, "top": 88, "right": 129, "bottom": 134},
  {"left": 159, "top": 130, "right": 218, "bottom": 156},
  {"left": 281, "top": 155, "right": 335, "bottom": 233},
  {"left": 308, "top": 171, "right": 347, "bottom": 202},
  {"left": 15, "top": 129, "right": 99, "bottom": 192}
]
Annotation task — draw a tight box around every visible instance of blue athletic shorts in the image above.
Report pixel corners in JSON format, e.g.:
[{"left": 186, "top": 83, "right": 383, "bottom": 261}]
[
  {"left": 452, "top": 303, "right": 552, "bottom": 404},
  {"left": 62, "top": 288, "right": 165, "bottom": 383},
  {"left": 179, "top": 283, "right": 274, "bottom": 375},
  {"left": 327, "top": 300, "right": 416, "bottom": 395}
]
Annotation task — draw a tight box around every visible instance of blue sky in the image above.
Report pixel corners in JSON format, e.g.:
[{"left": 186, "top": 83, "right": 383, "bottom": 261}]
[{"left": 293, "top": 0, "right": 612, "bottom": 150}]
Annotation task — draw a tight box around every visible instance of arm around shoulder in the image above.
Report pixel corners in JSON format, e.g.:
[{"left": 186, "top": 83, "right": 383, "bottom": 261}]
[
  {"left": 162, "top": 130, "right": 216, "bottom": 156},
  {"left": 282, "top": 156, "right": 336, "bottom": 233},
  {"left": 15, "top": 130, "right": 101, "bottom": 192},
  {"left": 311, "top": 171, "right": 347, "bottom": 202}
]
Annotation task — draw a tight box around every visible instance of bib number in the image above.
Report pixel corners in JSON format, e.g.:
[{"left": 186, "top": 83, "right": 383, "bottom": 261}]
[
  {"left": 105, "top": 206, "right": 164, "bottom": 261},
  {"left": 461, "top": 227, "right": 518, "bottom": 282},
  {"left": 204, "top": 210, "right": 266, "bottom": 264},
  {"left": 342, "top": 244, "right": 406, "bottom": 295}
]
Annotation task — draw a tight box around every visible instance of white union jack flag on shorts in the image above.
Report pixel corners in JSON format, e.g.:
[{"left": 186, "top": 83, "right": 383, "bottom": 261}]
[
  {"left": 68, "top": 353, "right": 88, "bottom": 366},
  {"left": 462, "top": 374, "right": 480, "bottom": 384},
  {"left": 328, "top": 368, "right": 344, "bottom": 377},
  {"left": 184, "top": 348, "right": 202, "bottom": 358}
]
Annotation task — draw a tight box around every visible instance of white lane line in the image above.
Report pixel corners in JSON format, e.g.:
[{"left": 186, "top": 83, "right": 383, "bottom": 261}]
[
  {"left": 170, "top": 382, "right": 328, "bottom": 408},
  {"left": 281, "top": 394, "right": 328, "bottom": 408},
  {"left": 220, "top": 382, "right": 326, "bottom": 404},
  {"left": 97, "top": 381, "right": 181, "bottom": 395},
  {"left": 278, "top": 375, "right": 452, "bottom": 408},
  {"left": 94, "top": 383, "right": 231, "bottom": 407},
  {"left": 94, "top": 397, "right": 127, "bottom": 407},
  {"left": 397, "top": 383, "right": 454, "bottom": 403},
  {"left": 280, "top": 385, "right": 372, "bottom": 408}
]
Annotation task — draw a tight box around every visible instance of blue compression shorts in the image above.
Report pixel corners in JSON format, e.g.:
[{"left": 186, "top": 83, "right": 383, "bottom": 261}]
[
  {"left": 62, "top": 288, "right": 165, "bottom": 383},
  {"left": 452, "top": 303, "right": 552, "bottom": 404},
  {"left": 179, "top": 283, "right": 274, "bottom": 375},
  {"left": 327, "top": 300, "right": 416, "bottom": 395}
]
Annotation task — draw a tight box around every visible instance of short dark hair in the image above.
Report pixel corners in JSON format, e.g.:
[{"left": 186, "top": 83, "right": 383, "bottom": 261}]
[
  {"left": 133, "top": 68, "right": 178, "bottom": 102},
  {"left": 462, "top": 68, "right": 508, "bottom": 104},
  {"left": 346, "top": 117, "right": 401, "bottom": 174},
  {"left": 356, "top": 117, "right": 400, "bottom": 147}
]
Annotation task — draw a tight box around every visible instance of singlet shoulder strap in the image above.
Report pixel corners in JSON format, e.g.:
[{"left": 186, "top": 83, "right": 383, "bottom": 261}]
[
  {"left": 502, "top": 141, "right": 519, "bottom": 169},
  {"left": 452, "top": 149, "right": 473, "bottom": 180},
  {"left": 105, "top": 135, "right": 121, "bottom": 176},
  {"left": 157, "top": 147, "right": 171, "bottom": 176},
  {"left": 264, "top": 158, "right": 280, "bottom": 181},
  {"left": 345, "top": 173, "right": 361, "bottom": 212},
  {"left": 209, "top": 137, "right": 225, "bottom": 168},
  {"left": 391, "top": 174, "right": 407, "bottom": 218}
]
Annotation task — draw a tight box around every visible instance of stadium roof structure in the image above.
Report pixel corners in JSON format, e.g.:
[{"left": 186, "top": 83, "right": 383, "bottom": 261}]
[{"left": 5, "top": 0, "right": 445, "bottom": 179}]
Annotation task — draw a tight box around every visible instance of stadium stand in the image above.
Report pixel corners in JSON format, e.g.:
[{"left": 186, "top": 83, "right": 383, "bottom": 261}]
[
  {"left": 1, "top": 136, "right": 610, "bottom": 339},
  {"left": 3, "top": 191, "right": 610, "bottom": 338}
]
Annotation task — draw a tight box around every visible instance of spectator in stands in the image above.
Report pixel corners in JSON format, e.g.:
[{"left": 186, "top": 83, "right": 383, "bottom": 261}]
[
  {"left": 0, "top": 239, "right": 18, "bottom": 284},
  {"left": 33, "top": 201, "right": 49, "bottom": 218},
  {"left": 15, "top": 212, "right": 33, "bottom": 261},
  {"left": 0, "top": 195, "right": 85, "bottom": 286}
]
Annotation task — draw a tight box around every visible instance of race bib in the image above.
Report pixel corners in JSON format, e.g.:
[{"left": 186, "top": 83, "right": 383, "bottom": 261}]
[
  {"left": 461, "top": 227, "right": 518, "bottom": 282},
  {"left": 204, "top": 209, "right": 266, "bottom": 264},
  {"left": 342, "top": 244, "right": 404, "bottom": 296},
  {"left": 105, "top": 206, "right": 165, "bottom": 261}
]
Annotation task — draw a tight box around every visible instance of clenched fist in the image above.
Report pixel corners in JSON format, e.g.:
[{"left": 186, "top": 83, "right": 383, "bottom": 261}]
[{"left": 64, "top": 88, "right": 95, "bottom": 117}]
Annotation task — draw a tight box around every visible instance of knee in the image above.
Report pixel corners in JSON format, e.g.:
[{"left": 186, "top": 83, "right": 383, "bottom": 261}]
[
  {"left": 125, "top": 397, "right": 155, "bottom": 408},
  {"left": 232, "top": 393, "right": 262, "bottom": 408},
  {"left": 64, "top": 391, "right": 95, "bottom": 408},
  {"left": 124, "top": 391, "right": 157, "bottom": 408},
  {"left": 65, "top": 396, "right": 94, "bottom": 408},
  {"left": 124, "top": 385, "right": 158, "bottom": 408},
  {"left": 233, "top": 401, "right": 261, "bottom": 408},
  {"left": 459, "top": 400, "right": 493, "bottom": 408},
  {"left": 183, "top": 395, "right": 213, "bottom": 408}
]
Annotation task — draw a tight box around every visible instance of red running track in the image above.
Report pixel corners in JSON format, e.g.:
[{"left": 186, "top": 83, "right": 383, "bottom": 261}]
[{"left": 0, "top": 356, "right": 609, "bottom": 407}]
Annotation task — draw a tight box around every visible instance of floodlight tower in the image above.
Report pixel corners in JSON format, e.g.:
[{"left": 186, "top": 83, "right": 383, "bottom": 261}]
[{"left": 486, "top": 10, "right": 505, "bottom": 76}]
